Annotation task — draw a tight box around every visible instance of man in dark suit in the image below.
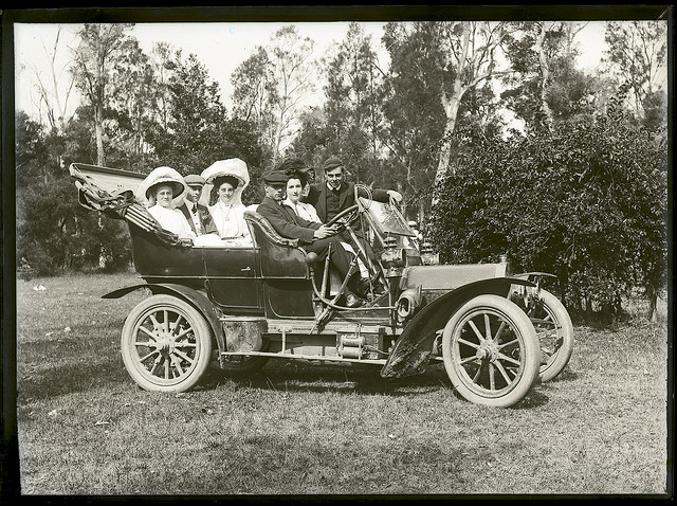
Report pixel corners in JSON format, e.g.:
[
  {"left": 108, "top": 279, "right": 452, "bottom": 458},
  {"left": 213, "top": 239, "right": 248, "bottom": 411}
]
[
  {"left": 306, "top": 156, "right": 403, "bottom": 224},
  {"left": 256, "top": 170, "right": 367, "bottom": 307},
  {"left": 305, "top": 156, "right": 402, "bottom": 283},
  {"left": 179, "top": 174, "right": 217, "bottom": 235}
]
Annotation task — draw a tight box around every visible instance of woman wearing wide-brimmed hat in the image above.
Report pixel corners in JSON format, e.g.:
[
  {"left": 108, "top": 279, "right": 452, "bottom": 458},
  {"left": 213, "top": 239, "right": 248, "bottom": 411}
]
[
  {"left": 201, "top": 158, "right": 253, "bottom": 246},
  {"left": 139, "top": 166, "right": 195, "bottom": 241}
]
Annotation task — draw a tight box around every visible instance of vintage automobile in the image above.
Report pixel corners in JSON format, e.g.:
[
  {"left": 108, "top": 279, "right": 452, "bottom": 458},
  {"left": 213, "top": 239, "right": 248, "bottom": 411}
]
[{"left": 70, "top": 162, "right": 573, "bottom": 408}]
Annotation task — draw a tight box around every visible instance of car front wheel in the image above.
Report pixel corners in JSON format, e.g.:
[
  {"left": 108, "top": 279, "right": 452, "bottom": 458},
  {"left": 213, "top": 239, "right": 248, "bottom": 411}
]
[
  {"left": 121, "top": 294, "right": 212, "bottom": 392},
  {"left": 442, "top": 295, "right": 541, "bottom": 408}
]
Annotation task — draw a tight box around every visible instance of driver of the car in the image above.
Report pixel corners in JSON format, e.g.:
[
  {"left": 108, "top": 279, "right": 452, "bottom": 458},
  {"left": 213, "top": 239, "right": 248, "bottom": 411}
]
[
  {"left": 306, "top": 157, "right": 401, "bottom": 289},
  {"left": 306, "top": 156, "right": 402, "bottom": 224},
  {"left": 256, "top": 169, "right": 369, "bottom": 308}
]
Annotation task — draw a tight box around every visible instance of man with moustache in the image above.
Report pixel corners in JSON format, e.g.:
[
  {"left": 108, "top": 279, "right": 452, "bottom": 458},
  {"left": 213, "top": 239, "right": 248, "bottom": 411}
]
[{"left": 256, "top": 169, "right": 368, "bottom": 308}]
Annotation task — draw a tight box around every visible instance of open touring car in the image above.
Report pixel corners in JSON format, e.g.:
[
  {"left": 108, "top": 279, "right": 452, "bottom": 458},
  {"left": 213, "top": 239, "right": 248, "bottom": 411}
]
[{"left": 70, "top": 163, "right": 573, "bottom": 408}]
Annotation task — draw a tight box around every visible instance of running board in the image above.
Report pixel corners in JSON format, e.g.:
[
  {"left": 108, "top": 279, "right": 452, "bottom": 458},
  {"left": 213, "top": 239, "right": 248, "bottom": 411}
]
[{"left": 220, "top": 350, "right": 386, "bottom": 365}]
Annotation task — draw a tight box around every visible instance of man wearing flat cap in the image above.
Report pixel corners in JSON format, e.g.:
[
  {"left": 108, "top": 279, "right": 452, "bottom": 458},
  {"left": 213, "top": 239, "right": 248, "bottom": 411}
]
[
  {"left": 179, "top": 174, "right": 217, "bottom": 236},
  {"left": 306, "top": 156, "right": 402, "bottom": 224},
  {"left": 257, "top": 169, "right": 367, "bottom": 307}
]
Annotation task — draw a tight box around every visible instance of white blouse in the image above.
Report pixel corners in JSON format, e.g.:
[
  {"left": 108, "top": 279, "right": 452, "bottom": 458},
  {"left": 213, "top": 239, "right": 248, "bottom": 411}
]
[
  {"left": 209, "top": 201, "right": 252, "bottom": 243},
  {"left": 283, "top": 199, "right": 321, "bottom": 223},
  {"left": 148, "top": 205, "right": 196, "bottom": 239}
]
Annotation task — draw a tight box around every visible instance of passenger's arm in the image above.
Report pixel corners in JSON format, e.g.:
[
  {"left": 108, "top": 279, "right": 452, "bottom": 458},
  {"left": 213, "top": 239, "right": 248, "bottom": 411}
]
[
  {"left": 259, "top": 205, "right": 316, "bottom": 244},
  {"left": 358, "top": 185, "right": 402, "bottom": 204}
]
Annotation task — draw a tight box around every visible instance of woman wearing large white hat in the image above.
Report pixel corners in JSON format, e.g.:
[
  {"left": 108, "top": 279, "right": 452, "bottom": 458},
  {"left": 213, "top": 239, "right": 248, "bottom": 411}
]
[
  {"left": 201, "top": 158, "right": 253, "bottom": 246},
  {"left": 139, "top": 166, "right": 195, "bottom": 241}
]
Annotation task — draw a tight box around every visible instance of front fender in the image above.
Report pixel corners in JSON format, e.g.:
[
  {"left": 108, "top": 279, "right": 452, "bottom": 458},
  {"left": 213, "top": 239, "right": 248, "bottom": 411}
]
[
  {"left": 103, "top": 283, "right": 226, "bottom": 355},
  {"left": 380, "top": 277, "right": 535, "bottom": 379}
]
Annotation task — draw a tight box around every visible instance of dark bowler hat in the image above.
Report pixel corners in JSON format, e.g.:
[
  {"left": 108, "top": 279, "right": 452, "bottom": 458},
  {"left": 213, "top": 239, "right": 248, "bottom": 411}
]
[
  {"left": 261, "top": 170, "right": 289, "bottom": 184},
  {"left": 184, "top": 174, "right": 206, "bottom": 187},
  {"left": 322, "top": 156, "right": 343, "bottom": 172}
]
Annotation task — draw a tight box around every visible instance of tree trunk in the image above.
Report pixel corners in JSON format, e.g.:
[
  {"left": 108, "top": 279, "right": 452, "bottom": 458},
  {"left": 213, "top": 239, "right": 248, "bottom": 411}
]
[
  {"left": 535, "top": 23, "right": 554, "bottom": 129},
  {"left": 95, "top": 104, "right": 105, "bottom": 165},
  {"left": 434, "top": 86, "right": 463, "bottom": 186}
]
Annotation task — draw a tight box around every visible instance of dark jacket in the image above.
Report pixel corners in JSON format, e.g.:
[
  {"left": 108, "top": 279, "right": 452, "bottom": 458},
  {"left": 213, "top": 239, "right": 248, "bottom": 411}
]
[
  {"left": 306, "top": 182, "right": 390, "bottom": 223},
  {"left": 257, "top": 196, "right": 321, "bottom": 245},
  {"left": 179, "top": 202, "right": 217, "bottom": 235}
]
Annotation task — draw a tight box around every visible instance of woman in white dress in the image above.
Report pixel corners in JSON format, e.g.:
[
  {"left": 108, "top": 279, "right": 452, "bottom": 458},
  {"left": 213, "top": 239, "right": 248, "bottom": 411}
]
[
  {"left": 283, "top": 173, "right": 369, "bottom": 279},
  {"left": 139, "top": 166, "right": 195, "bottom": 241},
  {"left": 201, "top": 159, "right": 253, "bottom": 246}
]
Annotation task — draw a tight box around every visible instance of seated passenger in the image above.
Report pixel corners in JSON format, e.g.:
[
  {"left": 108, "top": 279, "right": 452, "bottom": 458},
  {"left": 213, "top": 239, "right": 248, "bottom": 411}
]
[
  {"left": 283, "top": 169, "right": 370, "bottom": 280},
  {"left": 140, "top": 166, "right": 195, "bottom": 242},
  {"left": 201, "top": 159, "right": 253, "bottom": 246},
  {"left": 256, "top": 169, "right": 369, "bottom": 308},
  {"left": 179, "top": 174, "right": 218, "bottom": 236}
]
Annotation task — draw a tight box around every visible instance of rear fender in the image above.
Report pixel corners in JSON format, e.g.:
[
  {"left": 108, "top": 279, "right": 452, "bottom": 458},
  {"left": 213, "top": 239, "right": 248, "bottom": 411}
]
[
  {"left": 380, "top": 277, "right": 535, "bottom": 379},
  {"left": 103, "top": 284, "right": 226, "bottom": 354}
]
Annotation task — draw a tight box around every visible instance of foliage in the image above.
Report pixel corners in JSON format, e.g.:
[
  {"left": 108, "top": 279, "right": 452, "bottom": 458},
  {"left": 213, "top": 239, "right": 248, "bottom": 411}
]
[
  {"left": 230, "top": 25, "right": 315, "bottom": 165},
  {"left": 604, "top": 21, "right": 667, "bottom": 118},
  {"left": 16, "top": 111, "right": 131, "bottom": 275},
  {"left": 429, "top": 97, "right": 667, "bottom": 317},
  {"left": 150, "top": 51, "right": 263, "bottom": 178}
]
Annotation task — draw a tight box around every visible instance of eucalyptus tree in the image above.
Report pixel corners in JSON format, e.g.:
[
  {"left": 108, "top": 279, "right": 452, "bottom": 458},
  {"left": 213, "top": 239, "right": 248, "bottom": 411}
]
[
  {"left": 322, "top": 22, "right": 384, "bottom": 183},
  {"left": 231, "top": 25, "right": 315, "bottom": 165},
  {"left": 604, "top": 20, "right": 667, "bottom": 122},
  {"left": 501, "top": 21, "right": 596, "bottom": 132},
  {"left": 69, "top": 23, "right": 136, "bottom": 165}
]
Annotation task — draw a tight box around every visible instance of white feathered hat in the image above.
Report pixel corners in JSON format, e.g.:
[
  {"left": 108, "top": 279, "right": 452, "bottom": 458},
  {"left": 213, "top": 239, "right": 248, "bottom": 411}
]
[
  {"left": 137, "top": 166, "right": 187, "bottom": 205},
  {"left": 200, "top": 158, "right": 250, "bottom": 207}
]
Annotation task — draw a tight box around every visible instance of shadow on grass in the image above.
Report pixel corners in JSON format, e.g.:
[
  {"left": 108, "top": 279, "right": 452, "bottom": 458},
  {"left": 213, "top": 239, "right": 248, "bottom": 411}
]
[
  {"left": 511, "top": 389, "right": 550, "bottom": 409},
  {"left": 201, "top": 360, "right": 447, "bottom": 397},
  {"left": 18, "top": 358, "right": 129, "bottom": 401},
  {"left": 548, "top": 368, "right": 579, "bottom": 382}
]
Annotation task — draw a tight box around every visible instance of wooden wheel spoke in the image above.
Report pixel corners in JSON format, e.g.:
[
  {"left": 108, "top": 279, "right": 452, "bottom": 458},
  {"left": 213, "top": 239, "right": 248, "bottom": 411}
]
[
  {"left": 489, "top": 363, "right": 496, "bottom": 390},
  {"left": 149, "top": 355, "right": 162, "bottom": 375},
  {"left": 498, "top": 339, "right": 518, "bottom": 350},
  {"left": 497, "top": 352, "right": 521, "bottom": 367},
  {"left": 163, "top": 310, "right": 169, "bottom": 333},
  {"left": 171, "top": 356, "right": 185, "bottom": 377},
  {"left": 541, "top": 346, "right": 554, "bottom": 357},
  {"left": 174, "top": 327, "right": 193, "bottom": 341},
  {"left": 459, "top": 355, "right": 478, "bottom": 366},
  {"left": 471, "top": 364, "right": 482, "bottom": 383},
  {"left": 139, "top": 326, "right": 157, "bottom": 341},
  {"left": 149, "top": 314, "right": 162, "bottom": 331},
  {"left": 483, "top": 314, "right": 492, "bottom": 340},
  {"left": 493, "top": 321, "right": 506, "bottom": 343},
  {"left": 138, "top": 349, "right": 159, "bottom": 362},
  {"left": 164, "top": 357, "right": 170, "bottom": 379},
  {"left": 174, "top": 341, "right": 197, "bottom": 348},
  {"left": 468, "top": 320, "right": 484, "bottom": 341},
  {"left": 494, "top": 360, "right": 513, "bottom": 384},
  {"left": 171, "top": 314, "right": 184, "bottom": 333},
  {"left": 173, "top": 348, "right": 195, "bottom": 364},
  {"left": 458, "top": 338, "right": 480, "bottom": 349}
]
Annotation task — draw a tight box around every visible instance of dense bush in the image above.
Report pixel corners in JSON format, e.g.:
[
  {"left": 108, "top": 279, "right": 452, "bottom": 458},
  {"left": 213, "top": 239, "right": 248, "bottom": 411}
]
[{"left": 429, "top": 104, "right": 667, "bottom": 317}]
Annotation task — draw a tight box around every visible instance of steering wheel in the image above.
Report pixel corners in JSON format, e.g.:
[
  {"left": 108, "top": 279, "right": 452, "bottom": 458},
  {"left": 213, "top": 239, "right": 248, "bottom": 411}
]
[{"left": 325, "top": 204, "right": 361, "bottom": 228}]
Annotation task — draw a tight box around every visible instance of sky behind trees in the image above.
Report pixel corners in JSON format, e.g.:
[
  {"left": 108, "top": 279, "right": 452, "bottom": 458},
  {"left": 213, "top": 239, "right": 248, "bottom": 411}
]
[{"left": 14, "top": 21, "right": 610, "bottom": 125}]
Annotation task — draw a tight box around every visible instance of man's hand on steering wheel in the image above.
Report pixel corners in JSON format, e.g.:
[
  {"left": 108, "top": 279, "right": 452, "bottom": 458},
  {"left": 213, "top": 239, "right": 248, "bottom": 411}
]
[
  {"left": 326, "top": 204, "right": 361, "bottom": 230},
  {"left": 313, "top": 224, "right": 340, "bottom": 239}
]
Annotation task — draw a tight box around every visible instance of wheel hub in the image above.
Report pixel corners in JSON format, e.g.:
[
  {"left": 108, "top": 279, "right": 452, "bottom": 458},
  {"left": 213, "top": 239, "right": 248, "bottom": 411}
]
[{"left": 475, "top": 340, "right": 499, "bottom": 362}]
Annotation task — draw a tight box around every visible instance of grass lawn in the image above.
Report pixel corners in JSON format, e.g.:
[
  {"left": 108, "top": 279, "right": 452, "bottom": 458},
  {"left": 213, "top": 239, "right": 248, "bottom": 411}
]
[{"left": 14, "top": 272, "right": 669, "bottom": 495}]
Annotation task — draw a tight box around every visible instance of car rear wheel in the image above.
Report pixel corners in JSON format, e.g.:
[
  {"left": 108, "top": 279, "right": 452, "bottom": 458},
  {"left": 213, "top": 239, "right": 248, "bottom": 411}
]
[
  {"left": 121, "top": 295, "right": 212, "bottom": 392},
  {"left": 528, "top": 289, "right": 574, "bottom": 382},
  {"left": 442, "top": 295, "right": 541, "bottom": 408}
]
